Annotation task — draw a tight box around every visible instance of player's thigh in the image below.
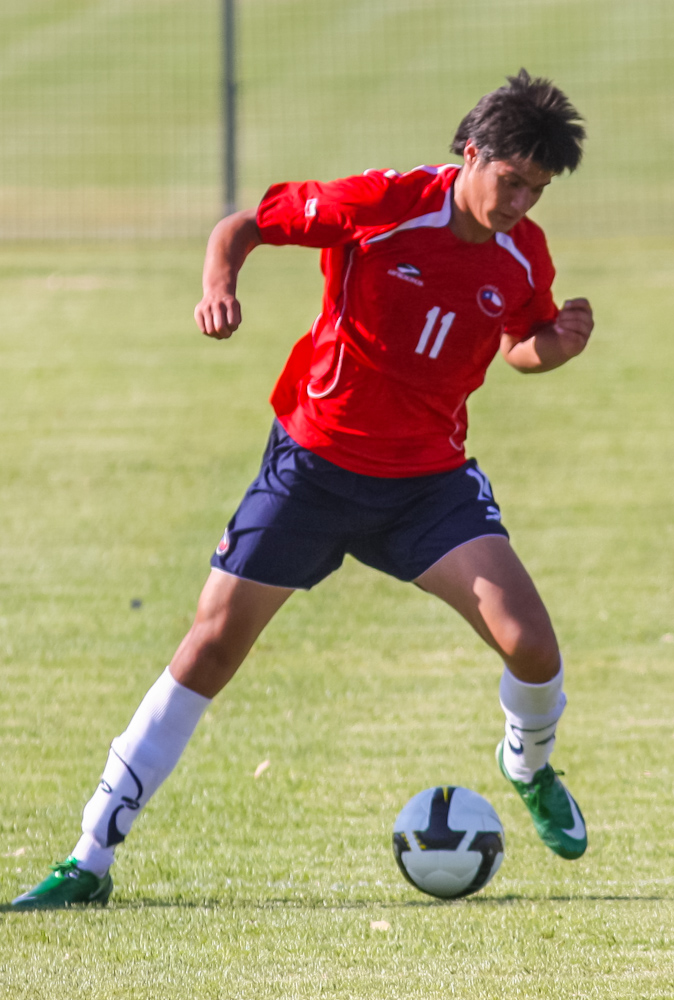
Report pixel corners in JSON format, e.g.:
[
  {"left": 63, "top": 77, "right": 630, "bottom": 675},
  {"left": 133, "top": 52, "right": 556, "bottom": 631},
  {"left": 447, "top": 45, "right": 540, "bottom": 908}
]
[
  {"left": 415, "top": 535, "right": 559, "bottom": 682},
  {"left": 171, "top": 569, "right": 294, "bottom": 697}
]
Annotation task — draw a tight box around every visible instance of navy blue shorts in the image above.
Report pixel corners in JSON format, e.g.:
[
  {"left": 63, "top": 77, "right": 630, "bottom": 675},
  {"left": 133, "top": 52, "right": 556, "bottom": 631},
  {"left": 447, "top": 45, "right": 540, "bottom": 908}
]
[{"left": 210, "top": 421, "right": 509, "bottom": 589}]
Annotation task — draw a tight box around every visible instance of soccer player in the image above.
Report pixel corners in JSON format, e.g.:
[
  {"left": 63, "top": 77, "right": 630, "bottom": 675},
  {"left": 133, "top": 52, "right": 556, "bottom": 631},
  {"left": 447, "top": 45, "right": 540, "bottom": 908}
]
[{"left": 14, "top": 69, "right": 593, "bottom": 908}]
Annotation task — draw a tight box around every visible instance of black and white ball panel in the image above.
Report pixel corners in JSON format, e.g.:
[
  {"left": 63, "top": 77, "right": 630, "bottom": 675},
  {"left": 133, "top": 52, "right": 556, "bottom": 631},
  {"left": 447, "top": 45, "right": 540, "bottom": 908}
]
[{"left": 393, "top": 786, "right": 504, "bottom": 899}]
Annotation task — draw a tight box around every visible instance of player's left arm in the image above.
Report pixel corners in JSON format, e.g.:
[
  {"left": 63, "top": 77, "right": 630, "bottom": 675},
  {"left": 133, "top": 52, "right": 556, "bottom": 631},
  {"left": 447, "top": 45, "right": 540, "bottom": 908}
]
[{"left": 500, "top": 298, "right": 594, "bottom": 373}]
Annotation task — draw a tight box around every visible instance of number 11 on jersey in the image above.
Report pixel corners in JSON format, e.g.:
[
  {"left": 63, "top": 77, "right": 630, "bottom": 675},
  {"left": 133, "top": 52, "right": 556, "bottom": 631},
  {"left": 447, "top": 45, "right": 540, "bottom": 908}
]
[{"left": 415, "top": 307, "right": 456, "bottom": 359}]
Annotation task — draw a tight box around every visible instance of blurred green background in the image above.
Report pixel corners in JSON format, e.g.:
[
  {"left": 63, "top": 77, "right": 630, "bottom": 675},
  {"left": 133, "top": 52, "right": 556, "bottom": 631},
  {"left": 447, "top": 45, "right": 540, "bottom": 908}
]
[{"left": 2, "top": 0, "right": 674, "bottom": 238}]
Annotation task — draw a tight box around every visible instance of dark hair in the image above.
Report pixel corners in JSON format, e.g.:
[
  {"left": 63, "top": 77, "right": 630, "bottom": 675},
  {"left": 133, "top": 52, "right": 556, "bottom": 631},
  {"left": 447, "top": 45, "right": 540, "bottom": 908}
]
[{"left": 451, "top": 69, "right": 586, "bottom": 173}]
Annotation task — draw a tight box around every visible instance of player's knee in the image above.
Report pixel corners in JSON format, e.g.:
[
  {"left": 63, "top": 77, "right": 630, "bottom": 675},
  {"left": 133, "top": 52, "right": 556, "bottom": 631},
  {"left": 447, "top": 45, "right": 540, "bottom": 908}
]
[
  {"left": 499, "top": 621, "right": 560, "bottom": 681},
  {"left": 181, "top": 614, "right": 241, "bottom": 676}
]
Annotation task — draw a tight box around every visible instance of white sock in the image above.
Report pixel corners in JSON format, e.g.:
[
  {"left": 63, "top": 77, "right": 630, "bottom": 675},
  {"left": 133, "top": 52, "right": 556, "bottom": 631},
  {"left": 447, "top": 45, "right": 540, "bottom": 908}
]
[
  {"left": 72, "top": 667, "right": 211, "bottom": 876},
  {"left": 499, "top": 662, "right": 566, "bottom": 783}
]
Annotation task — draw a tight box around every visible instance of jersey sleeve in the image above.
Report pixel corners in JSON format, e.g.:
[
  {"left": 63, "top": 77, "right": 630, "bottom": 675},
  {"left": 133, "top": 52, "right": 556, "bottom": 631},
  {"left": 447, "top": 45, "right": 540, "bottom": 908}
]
[
  {"left": 256, "top": 169, "right": 437, "bottom": 248},
  {"left": 501, "top": 225, "right": 559, "bottom": 340}
]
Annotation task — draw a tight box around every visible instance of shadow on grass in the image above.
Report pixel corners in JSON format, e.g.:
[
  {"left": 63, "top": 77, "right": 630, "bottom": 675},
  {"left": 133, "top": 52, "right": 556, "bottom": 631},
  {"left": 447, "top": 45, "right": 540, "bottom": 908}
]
[{"left": 2, "top": 893, "right": 670, "bottom": 914}]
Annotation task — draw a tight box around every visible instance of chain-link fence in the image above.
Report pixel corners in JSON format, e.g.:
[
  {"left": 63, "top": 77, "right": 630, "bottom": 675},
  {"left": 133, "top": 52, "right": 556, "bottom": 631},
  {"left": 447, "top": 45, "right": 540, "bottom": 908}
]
[
  {"left": 2, "top": 1, "right": 673, "bottom": 239},
  {"left": 0, "top": 1, "right": 220, "bottom": 238}
]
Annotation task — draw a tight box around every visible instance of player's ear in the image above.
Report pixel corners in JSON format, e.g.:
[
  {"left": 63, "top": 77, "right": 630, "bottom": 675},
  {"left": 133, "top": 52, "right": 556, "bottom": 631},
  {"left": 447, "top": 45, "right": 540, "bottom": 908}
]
[{"left": 463, "top": 140, "right": 480, "bottom": 167}]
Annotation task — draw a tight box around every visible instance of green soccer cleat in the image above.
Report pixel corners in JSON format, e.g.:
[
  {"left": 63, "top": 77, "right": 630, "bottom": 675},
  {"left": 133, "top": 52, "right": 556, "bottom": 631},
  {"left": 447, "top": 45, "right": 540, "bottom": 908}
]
[
  {"left": 496, "top": 741, "right": 587, "bottom": 860},
  {"left": 11, "top": 856, "right": 113, "bottom": 910}
]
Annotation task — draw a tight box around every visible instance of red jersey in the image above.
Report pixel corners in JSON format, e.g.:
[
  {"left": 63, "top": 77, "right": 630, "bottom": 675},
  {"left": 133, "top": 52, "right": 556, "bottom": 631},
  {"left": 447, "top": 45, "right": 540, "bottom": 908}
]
[{"left": 257, "top": 164, "right": 558, "bottom": 478}]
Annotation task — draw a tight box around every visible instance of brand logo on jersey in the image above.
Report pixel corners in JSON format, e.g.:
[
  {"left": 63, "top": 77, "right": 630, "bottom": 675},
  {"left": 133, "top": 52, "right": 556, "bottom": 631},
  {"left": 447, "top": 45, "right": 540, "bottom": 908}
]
[
  {"left": 304, "top": 197, "right": 318, "bottom": 219},
  {"left": 477, "top": 285, "right": 506, "bottom": 317},
  {"left": 388, "top": 262, "right": 424, "bottom": 287},
  {"left": 216, "top": 529, "right": 230, "bottom": 556}
]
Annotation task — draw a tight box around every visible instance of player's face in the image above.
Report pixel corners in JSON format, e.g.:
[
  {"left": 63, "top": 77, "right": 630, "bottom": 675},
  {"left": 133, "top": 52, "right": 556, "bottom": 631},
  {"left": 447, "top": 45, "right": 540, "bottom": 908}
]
[{"left": 456, "top": 142, "right": 555, "bottom": 239}]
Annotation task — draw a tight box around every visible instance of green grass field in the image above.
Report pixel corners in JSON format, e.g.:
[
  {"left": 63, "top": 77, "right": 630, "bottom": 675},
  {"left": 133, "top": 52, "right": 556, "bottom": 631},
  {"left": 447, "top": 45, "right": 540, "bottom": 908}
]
[{"left": 1, "top": 234, "right": 673, "bottom": 998}]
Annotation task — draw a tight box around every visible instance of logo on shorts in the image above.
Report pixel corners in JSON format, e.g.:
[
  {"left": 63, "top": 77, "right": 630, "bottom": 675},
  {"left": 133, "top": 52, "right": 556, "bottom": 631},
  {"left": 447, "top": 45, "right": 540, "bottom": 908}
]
[
  {"left": 216, "top": 529, "right": 230, "bottom": 556},
  {"left": 465, "top": 466, "right": 502, "bottom": 521},
  {"left": 388, "top": 262, "right": 424, "bottom": 287},
  {"left": 477, "top": 285, "right": 506, "bottom": 317}
]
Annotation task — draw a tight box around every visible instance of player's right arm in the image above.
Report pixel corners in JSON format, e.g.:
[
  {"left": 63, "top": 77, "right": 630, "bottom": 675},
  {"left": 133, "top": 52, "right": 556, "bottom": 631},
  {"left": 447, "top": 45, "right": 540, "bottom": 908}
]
[
  {"left": 256, "top": 169, "right": 434, "bottom": 247},
  {"left": 195, "top": 169, "right": 432, "bottom": 338},
  {"left": 194, "top": 209, "right": 262, "bottom": 340}
]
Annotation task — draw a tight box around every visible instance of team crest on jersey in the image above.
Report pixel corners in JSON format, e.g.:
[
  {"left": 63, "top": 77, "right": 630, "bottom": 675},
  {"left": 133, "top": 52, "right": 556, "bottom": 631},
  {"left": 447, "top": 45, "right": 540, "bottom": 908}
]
[
  {"left": 216, "top": 529, "right": 230, "bottom": 556},
  {"left": 388, "top": 262, "right": 424, "bottom": 287},
  {"left": 477, "top": 285, "right": 506, "bottom": 317}
]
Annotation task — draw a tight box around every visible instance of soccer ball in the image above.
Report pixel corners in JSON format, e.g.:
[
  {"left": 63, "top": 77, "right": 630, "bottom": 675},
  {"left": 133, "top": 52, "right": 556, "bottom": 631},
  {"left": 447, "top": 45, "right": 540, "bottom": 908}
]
[{"left": 392, "top": 786, "right": 504, "bottom": 899}]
